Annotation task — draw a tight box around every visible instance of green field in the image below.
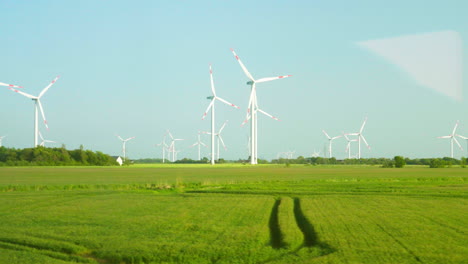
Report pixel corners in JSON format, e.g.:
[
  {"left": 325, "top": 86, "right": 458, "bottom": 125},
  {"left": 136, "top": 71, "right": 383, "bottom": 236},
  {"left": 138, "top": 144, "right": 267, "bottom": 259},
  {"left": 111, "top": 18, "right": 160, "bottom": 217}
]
[{"left": 0, "top": 165, "right": 466, "bottom": 264}]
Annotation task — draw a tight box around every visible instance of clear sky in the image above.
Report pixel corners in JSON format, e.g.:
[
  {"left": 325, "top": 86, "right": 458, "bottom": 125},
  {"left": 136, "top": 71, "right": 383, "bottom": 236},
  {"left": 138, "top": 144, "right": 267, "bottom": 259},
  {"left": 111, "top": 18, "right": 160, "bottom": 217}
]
[{"left": 1, "top": 0, "right": 467, "bottom": 160}]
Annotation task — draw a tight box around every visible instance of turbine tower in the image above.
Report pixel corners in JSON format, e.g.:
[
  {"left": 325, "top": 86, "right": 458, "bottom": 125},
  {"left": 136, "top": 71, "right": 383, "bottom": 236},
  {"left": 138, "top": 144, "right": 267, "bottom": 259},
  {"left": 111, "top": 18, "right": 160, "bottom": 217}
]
[
  {"left": 437, "top": 121, "right": 464, "bottom": 158},
  {"left": 167, "top": 130, "right": 184, "bottom": 162},
  {"left": 231, "top": 49, "right": 291, "bottom": 164},
  {"left": 190, "top": 132, "right": 207, "bottom": 161},
  {"left": 203, "top": 120, "right": 229, "bottom": 160},
  {"left": 8, "top": 76, "right": 60, "bottom": 147},
  {"left": 348, "top": 117, "right": 371, "bottom": 159},
  {"left": 322, "top": 130, "right": 342, "bottom": 158},
  {"left": 156, "top": 133, "right": 169, "bottom": 163},
  {"left": 202, "top": 64, "right": 239, "bottom": 165},
  {"left": 343, "top": 133, "right": 358, "bottom": 159},
  {"left": 116, "top": 135, "right": 135, "bottom": 162}
]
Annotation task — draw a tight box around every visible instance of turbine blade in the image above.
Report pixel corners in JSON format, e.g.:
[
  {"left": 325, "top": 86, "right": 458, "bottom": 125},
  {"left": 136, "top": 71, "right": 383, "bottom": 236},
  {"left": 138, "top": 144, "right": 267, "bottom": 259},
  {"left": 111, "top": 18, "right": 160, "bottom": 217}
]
[
  {"left": 322, "top": 130, "right": 331, "bottom": 139},
  {"left": 361, "top": 135, "right": 370, "bottom": 149},
  {"left": 256, "top": 75, "right": 292, "bottom": 83},
  {"left": 246, "top": 84, "right": 256, "bottom": 115},
  {"left": 240, "top": 114, "right": 251, "bottom": 127},
  {"left": 457, "top": 134, "right": 468, "bottom": 140},
  {"left": 209, "top": 64, "right": 216, "bottom": 96},
  {"left": 190, "top": 142, "right": 198, "bottom": 148},
  {"left": 116, "top": 134, "right": 124, "bottom": 141},
  {"left": 125, "top": 137, "right": 136, "bottom": 141},
  {"left": 37, "top": 100, "right": 49, "bottom": 130},
  {"left": 452, "top": 121, "right": 459, "bottom": 135},
  {"left": 437, "top": 136, "right": 452, "bottom": 139},
  {"left": 8, "top": 88, "right": 36, "bottom": 99},
  {"left": 38, "top": 76, "right": 60, "bottom": 98},
  {"left": 360, "top": 117, "right": 368, "bottom": 133},
  {"left": 202, "top": 100, "right": 215, "bottom": 120},
  {"left": 257, "top": 108, "right": 280, "bottom": 121},
  {"left": 216, "top": 97, "right": 240, "bottom": 109},
  {"left": 218, "top": 135, "right": 227, "bottom": 150},
  {"left": 230, "top": 48, "right": 255, "bottom": 81},
  {"left": 0, "top": 82, "right": 23, "bottom": 88},
  {"left": 167, "top": 130, "right": 174, "bottom": 140},
  {"left": 39, "top": 131, "right": 44, "bottom": 141},
  {"left": 332, "top": 135, "right": 342, "bottom": 140},
  {"left": 219, "top": 120, "right": 228, "bottom": 133},
  {"left": 453, "top": 137, "right": 463, "bottom": 149}
]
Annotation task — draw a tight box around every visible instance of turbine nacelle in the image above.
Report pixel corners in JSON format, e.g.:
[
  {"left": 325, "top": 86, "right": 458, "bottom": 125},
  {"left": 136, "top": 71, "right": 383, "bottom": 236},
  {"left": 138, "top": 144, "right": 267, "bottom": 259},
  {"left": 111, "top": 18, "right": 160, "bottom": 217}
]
[
  {"left": 206, "top": 96, "right": 214, "bottom": 100},
  {"left": 246, "top": 81, "right": 254, "bottom": 85}
]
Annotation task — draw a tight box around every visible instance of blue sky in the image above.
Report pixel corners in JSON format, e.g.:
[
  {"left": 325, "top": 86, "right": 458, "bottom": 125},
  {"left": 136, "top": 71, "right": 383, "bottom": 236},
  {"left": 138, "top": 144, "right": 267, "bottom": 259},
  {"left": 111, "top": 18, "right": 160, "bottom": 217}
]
[{"left": 1, "top": 0, "right": 467, "bottom": 160}]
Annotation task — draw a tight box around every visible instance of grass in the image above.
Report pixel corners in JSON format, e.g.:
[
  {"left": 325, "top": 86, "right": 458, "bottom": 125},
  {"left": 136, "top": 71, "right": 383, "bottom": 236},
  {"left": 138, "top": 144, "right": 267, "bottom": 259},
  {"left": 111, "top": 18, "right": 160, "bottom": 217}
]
[{"left": 0, "top": 165, "right": 466, "bottom": 263}]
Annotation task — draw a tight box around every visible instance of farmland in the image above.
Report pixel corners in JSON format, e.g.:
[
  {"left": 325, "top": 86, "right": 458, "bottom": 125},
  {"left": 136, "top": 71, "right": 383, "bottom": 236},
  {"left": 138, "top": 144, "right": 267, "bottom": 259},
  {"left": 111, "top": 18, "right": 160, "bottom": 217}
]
[{"left": 0, "top": 165, "right": 466, "bottom": 263}]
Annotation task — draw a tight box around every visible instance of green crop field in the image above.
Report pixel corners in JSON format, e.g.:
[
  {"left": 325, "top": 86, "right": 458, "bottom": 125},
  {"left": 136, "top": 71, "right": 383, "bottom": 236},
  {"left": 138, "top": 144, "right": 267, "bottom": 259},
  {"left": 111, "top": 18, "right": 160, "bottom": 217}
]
[{"left": 0, "top": 165, "right": 466, "bottom": 264}]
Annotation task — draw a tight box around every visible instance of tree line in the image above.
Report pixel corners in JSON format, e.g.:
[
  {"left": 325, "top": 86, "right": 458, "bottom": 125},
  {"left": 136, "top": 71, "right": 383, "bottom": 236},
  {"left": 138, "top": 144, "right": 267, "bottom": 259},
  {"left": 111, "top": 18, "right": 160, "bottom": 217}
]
[{"left": 0, "top": 145, "right": 117, "bottom": 166}]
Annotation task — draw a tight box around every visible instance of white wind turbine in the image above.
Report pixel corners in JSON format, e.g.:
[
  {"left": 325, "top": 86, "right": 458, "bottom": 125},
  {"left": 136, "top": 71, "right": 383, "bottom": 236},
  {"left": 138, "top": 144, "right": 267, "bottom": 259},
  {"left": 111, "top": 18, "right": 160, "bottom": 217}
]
[
  {"left": 156, "top": 133, "right": 169, "bottom": 163},
  {"left": 231, "top": 49, "right": 291, "bottom": 165},
  {"left": 322, "top": 130, "right": 342, "bottom": 158},
  {"left": 343, "top": 133, "right": 358, "bottom": 159},
  {"left": 202, "top": 64, "right": 239, "bottom": 165},
  {"left": 190, "top": 132, "right": 207, "bottom": 161},
  {"left": 0, "top": 135, "right": 6, "bottom": 147},
  {"left": 437, "top": 121, "right": 464, "bottom": 158},
  {"left": 116, "top": 135, "right": 135, "bottom": 162},
  {"left": 167, "top": 130, "right": 184, "bottom": 162},
  {"left": 347, "top": 117, "right": 371, "bottom": 159},
  {"left": 311, "top": 150, "right": 321, "bottom": 158},
  {"left": 39, "top": 131, "right": 57, "bottom": 147},
  {"left": 203, "top": 120, "right": 229, "bottom": 161},
  {"left": 8, "top": 76, "right": 60, "bottom": 147}
]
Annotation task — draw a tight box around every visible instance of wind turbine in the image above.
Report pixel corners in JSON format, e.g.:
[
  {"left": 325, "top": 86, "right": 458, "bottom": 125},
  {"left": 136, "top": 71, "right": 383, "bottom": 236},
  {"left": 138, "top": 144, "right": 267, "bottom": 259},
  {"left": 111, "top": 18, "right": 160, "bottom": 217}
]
[
  {"left": 437, "top": 121, "right": 464, "bottom": 158},
  {"left": 190, "top": 132, "right": 207, "bottom": 160},
  {"left": 347, "top": 117, "right": 371, "bottom": 159},
  {"left": 156, "top": 132, "right": 169, "bottom": 163},
  {"left": 116, "top": 135, "right": 135, "bottom": 162},
  {"left": 167, "top": 130, "right": 184, "bottom": 162},
  {"left": 202, "top": 64, "right": 239, "bottom": 165},
  {"left": 322, "top": 130, "right": 342, "bottom": 158},
  {"left": 0, "top": 135, "right": 6, "bottom": 147},
  {"left": 1, "top": 81, "right": 22, "bottom": 89},
  {"left": 203, "top": 120, "right": 229, "bottom": 160},
  {"left": 311, "top": 150, "right": 321, "bottom": 158},
  {"left": 39, "top": 131, "right": 57, "bottom": 147},
  {"left": 231, "top": 49, "right": 291, "bottom": 165},
  {"left": 8, "top": 76, "right": 60, "bottom": 147},
  {"left": 343, "top": 133, "right": 358, "bottom": 159}
]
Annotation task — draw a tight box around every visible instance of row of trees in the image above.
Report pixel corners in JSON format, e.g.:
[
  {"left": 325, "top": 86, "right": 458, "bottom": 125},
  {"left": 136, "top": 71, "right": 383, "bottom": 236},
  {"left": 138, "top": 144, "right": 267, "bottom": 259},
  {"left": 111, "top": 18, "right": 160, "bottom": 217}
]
[{"left": 0, "top": 146, "right": 118, "bottom": 166}]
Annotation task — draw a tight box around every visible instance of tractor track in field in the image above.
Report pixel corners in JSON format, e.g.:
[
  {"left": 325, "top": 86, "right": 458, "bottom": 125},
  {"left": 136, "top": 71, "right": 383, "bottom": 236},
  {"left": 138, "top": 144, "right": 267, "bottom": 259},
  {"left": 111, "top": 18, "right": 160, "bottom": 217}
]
[
  {"left": 375, "top": 223, "right": 424, "bottom": 263},
  {"left": 0, "top": 236, "right": 109, "bottom": 264}
]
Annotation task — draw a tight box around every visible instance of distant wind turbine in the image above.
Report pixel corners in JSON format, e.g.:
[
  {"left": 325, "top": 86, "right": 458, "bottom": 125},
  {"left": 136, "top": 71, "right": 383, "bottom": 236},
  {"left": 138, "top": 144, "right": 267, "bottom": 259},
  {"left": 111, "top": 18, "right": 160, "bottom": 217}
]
[
  {"left": 202, "top": 120, "right": 229, "bottom": 161},
  {"left": 116, "top": 135, "right": 135, "bottom": 162},
  {"left": 0, "top": 135, "right": 6, "bottom": 147},
  {"left": 322, "top": 130, "right": 342, "bottom": 158},
  {"left": 202, "top": 64, "right": 239, "bottom": 165},
  {"left": 8, "top": 76, "right": 60, "bottom": 147},
  {"left": 190, "top": 132, "right": 207, "bottom": 161},
  {"left": 437, "top": 121, "right": 464, "bottom": 158},
  {"left": 156, "top": 132, "right": 169, "bottom": 163},
  {"left": 231, "top": 48, "right": 291, "bottom": 165},
  {"left": 343, "top": 133, "right": 358, "bottom": 159},
  {"left": 311, "top": 149, "right": 321, "bottom": 158},
  {"left": 347, "top": 117, "right": 371, "bottom": 159},
  {"left": 167, "top": 130, "right": 184, "bottom": 162}
]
